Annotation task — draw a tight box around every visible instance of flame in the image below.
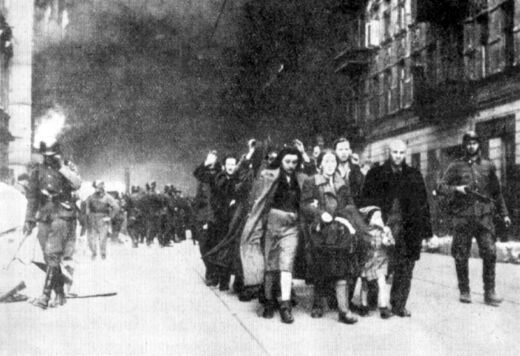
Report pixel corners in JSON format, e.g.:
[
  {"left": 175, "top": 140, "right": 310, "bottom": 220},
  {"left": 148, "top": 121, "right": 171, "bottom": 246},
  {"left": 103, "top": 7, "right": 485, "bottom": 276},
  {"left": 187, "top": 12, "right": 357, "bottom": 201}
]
[{"left": 33, "top": 108, "right": 67, "bottom": 149}]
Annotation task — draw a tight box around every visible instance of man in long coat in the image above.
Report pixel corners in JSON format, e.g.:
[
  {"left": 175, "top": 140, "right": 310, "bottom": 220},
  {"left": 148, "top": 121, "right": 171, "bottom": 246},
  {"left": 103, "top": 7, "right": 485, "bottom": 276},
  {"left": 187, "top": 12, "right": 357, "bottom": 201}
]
[
  {"left": 360, "top": 140, "right": 432, "bottom": 317},
  {"left": 193, "top": 151, "right": 221, "bottom": 285}
]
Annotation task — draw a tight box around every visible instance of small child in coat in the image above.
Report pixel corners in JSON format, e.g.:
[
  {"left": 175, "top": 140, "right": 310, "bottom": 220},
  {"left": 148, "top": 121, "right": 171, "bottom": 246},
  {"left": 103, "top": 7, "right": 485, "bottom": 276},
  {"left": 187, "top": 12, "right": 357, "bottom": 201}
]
[{"left": 358, "top": 206, "right": 395, "bottom": 319}]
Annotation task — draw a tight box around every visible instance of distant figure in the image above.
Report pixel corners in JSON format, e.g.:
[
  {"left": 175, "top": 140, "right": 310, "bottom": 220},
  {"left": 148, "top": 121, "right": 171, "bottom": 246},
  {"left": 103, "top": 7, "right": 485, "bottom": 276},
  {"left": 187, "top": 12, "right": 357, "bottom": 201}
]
[{"left": 86, "top": 180, "right": 120, "bottom": 260}]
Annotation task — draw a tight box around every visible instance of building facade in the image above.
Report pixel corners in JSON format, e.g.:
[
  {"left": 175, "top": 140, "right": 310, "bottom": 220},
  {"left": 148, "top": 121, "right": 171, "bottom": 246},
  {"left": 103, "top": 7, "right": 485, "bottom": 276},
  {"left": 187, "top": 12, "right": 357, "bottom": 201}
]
[{"left": 336, "top": 0, "right": 520, "bottom": 237}]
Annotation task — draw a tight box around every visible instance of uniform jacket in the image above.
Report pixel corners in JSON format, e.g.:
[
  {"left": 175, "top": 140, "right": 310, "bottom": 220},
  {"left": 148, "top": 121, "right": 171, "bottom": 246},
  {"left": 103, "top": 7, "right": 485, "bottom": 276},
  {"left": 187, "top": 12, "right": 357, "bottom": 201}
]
[
  {"left": 360, "top": 160, "right": 432, "bottom": 261},
  {"left": 240, "top": 168, "right": 306, "bottom": 286},
  {"left": 85, "top": 192, "right": 120, "bottom": 221},
  {"left": 437, "top": 155, "right": 508, "bottom": 218},
  {"left": 25, "top": 161, "right": 82, "bottom": 223}
]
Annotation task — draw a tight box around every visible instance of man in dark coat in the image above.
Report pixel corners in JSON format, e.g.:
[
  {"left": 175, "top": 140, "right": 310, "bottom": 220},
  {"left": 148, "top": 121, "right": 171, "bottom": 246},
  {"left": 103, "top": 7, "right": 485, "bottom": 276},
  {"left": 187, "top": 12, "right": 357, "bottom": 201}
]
[
  {"left": 193, "top": 151, "right": 222, "bottom": 286},
  {"left": 212, "top": 155, "right": 239, "bottom": 290},
  {"left": 360, "top": 139, "right": 432, "bottom": 317},
  {"left": 437, "top": 131, "right": 510, "bottom": 306},
  {"left": 334, "top": 137, "right": 364, "bottom": 206}
]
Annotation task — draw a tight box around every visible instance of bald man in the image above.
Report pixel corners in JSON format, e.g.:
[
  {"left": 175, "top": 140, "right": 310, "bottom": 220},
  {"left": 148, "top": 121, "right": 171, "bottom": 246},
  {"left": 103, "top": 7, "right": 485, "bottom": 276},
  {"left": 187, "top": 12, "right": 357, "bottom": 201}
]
[{"left": 360, "top": 140, "right": 432, "bottom": 317}]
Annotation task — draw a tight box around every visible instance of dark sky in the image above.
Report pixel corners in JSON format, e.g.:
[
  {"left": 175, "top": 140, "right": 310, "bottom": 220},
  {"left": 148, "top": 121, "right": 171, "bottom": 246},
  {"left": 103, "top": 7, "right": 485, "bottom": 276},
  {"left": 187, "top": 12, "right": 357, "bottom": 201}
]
[{"left": 33, "top": 0, "right": 243, "bottom": 193}]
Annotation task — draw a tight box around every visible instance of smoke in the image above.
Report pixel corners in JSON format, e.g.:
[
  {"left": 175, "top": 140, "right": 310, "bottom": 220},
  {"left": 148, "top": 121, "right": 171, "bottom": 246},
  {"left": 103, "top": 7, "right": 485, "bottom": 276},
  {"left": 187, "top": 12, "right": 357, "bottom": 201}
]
[
  {"left": 32, "top": 107, "right": 67, "bottom": 149},
  {"left": 33, "top": 0, "right": 244, "bottom": 194}
]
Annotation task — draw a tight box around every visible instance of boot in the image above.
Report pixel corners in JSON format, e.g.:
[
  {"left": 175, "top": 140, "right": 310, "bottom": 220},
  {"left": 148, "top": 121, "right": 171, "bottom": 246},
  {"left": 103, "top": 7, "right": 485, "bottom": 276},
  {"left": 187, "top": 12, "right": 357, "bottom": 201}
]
[
  {"left": 49, "top": 268, "right": 67, "bottom": 308},
  {"left": 32, "top": 266, "right": 55, "bottom": 310},
  {"left": 379, "top": 307, "right": 394, "bottom": 319},
  {"left": 455, "top": 259, "right": 470, "bottom": 303},
  {"left": 311, "top": 297, "right": 326, "bottom": 318},
  {"left": 262, "top": 299, "right": 276, "bottom": 319},
  {"left": 483, "top": 258, "right": 502, "bottom": 306},
  {"left": 279, "top": 301, "right": 294, "bottom": 324},
  {"left": 338, "top": 311, "right": 358, "bottom": 324}
]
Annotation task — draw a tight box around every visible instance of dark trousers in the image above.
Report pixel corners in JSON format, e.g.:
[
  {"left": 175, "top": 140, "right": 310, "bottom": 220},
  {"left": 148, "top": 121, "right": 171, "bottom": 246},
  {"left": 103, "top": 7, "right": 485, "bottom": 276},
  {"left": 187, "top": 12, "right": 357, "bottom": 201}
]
[
  {"left": 452, "top": 215, "right": 497, "bottom": 293},
  {"left": 389, "top": 256, "right": 415, "bottom": 311},
  {"left": 195, "top": 222, "right": 218, "bottom": 281}
]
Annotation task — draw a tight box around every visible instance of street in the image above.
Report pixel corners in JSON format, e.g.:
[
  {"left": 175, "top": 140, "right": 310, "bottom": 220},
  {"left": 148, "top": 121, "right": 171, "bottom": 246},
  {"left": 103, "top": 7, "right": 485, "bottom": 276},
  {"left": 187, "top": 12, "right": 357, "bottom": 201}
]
[{"left": 1, "top": 233, "right": 520, "bottom": 356}]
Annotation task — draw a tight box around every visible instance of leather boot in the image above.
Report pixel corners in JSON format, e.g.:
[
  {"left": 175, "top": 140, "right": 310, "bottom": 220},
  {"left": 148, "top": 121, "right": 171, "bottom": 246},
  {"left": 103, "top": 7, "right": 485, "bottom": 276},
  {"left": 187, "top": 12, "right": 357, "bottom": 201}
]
[
  {"left": 483, "top": 258, "right": 502, "bottom": 306},
  {"left": 311, "top": 297, "right": 326, "bottom": 318},
  {"left": 50, "top": 267, "right": 67, "bottom": 308},
  {"left": 32, "top": 266, "right": 55, "bottom": 310},
  {"left": 455, "top": 259, "right": 471, "bottom": 303},
  {"left": 279, "top": 301, "right": 294, "bottom": 324},
  {"left": 262, "top": 299, "right": 276, "bottom": 319}
]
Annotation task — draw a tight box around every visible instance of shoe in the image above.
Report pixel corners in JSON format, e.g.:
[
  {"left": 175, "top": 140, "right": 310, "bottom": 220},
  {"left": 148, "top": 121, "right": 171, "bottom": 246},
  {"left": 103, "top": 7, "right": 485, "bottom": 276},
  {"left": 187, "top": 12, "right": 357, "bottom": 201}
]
[
  {"left": 379, "top": 307, "right": 394, "bottom": 319},
  {"left": 392, "top": 307, "right": 411, "bottom": 317},
  {"left": 49, "top": 293, "right": 67, "bottom": 308},
  {"left": 91, "top": 254, "right": 97, "bottom": 261},
  {"left": 459, "top": 292, "right": 472, "bottom": 304},
  {"left": 357, "top": 305, "right": 370, "bottom": 317},
  {"left": 238, "top": 287, "right": 259, "bottom": 302},
  {"left": 31, "top": 294, "right": 51, "bottom": 309},
  {"left": 262, "top": 300, "right": 276, "bottom": 319},
  {"left": 311, "top": 305, "right": 324, "bottom": 318},
  {"left": 205, "top": 278, "right": 218, "bottom": 287},
  {"left": 484, "top": 291, "right": 503, "bottom": 307},
  {"left": 338, "top": 311, "right": 358, "bottom": 324},
  {"left": 219, "top": 283, "right": 229, "bottom": 291},
  {"left": 279, "top": 301, "right": 294, "bottom": 324},
  {"left": 101, "top": 254, "right": 106, "bottom": 260}
]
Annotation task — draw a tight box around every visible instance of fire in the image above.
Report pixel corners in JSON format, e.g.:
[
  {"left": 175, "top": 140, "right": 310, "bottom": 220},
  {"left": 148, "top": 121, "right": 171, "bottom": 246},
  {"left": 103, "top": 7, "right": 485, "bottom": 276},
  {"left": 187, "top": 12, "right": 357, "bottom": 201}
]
[{"left": 33, "top": 108, "right": 66, "bottom": 149}]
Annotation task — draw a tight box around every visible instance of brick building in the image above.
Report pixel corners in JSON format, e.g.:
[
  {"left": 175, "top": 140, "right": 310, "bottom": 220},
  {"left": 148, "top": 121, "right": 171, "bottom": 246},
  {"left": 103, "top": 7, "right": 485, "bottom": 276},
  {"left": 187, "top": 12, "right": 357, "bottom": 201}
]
[{"left": 336, "top": 0, "right": 520, "bottom": 236}]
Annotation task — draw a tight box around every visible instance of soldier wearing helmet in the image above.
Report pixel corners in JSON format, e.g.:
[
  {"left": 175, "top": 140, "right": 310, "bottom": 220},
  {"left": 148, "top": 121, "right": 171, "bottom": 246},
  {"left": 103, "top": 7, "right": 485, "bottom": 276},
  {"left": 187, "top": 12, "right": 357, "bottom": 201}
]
[
  {"left": 24, "top": 139, "right": 82, "bottom": 309},
  {"left": 437, "top": 130, "right": 511, "bottom": 306},
  {"left": 85, "top": 180, "right": 120, "bottom": 260}
]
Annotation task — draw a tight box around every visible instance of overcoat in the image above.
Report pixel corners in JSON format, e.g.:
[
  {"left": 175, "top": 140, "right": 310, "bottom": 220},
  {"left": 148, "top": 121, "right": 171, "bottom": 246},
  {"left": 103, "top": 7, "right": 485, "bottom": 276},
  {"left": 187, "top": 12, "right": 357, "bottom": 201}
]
[
  {"left": 360, "top": 160, "right": 432, "bottom": 261},
  {"left": 240, "top": 168, "right": 306, "bottom": 286}
]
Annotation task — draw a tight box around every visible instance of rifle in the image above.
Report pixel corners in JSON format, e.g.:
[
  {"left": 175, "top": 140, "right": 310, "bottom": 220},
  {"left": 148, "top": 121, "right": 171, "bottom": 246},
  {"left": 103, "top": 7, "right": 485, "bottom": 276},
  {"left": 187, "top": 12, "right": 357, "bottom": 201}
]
[{"left": 463, "top": 187, "right": 496, "bottom": 204}]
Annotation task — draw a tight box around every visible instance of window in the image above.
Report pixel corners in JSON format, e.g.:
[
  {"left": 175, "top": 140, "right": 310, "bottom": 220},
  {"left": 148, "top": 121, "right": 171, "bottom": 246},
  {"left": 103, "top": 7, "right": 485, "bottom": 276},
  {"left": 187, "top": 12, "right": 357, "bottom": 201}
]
[
  {"left": 411, "top": 153, "right": 421, "bottom": 170},
  {"left": 383, "top": 10, "right": 391, "bottom": 41},
  {"left": 384, "top": 69, "right": 392, "bottom": 115},
  {"left": 398, "top": 62, "right": 406, "bottom": 109}
]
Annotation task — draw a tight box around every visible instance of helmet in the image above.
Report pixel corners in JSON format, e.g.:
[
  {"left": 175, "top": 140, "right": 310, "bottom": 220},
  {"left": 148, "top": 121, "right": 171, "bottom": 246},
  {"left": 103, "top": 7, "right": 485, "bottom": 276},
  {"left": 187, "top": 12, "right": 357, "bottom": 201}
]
[
  {"left": 39, "top": 140, "right": 61, "bottom": 156},
  {"left": 462, "top": 131, "right": 480, "bottom": 145},
  {"left": 93, "top": 180, "right": 105, "bottom": 189}
]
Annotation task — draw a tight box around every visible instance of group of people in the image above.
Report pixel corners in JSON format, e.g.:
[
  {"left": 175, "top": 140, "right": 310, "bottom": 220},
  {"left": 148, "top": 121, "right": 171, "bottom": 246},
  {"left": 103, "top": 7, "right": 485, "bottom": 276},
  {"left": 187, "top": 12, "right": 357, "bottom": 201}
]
[
  {"left": 19, "top": 129, "right": 511, "bottom": 315},
  {"left": 122, "top": 182, "right": 193, "bottom": 249},
  {"left": 193, "top": 131, "right": 511, "bottom": 325}
]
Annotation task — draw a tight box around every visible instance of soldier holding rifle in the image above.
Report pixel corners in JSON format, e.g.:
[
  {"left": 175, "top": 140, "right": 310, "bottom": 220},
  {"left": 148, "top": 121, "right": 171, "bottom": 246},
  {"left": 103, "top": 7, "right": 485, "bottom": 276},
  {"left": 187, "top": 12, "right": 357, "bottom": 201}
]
[
  {"left": 23, "top": 140, "right": 82, "bottom": 309},
  {"left": 438, "top": 131, "right": 511, "bottom": 306}
]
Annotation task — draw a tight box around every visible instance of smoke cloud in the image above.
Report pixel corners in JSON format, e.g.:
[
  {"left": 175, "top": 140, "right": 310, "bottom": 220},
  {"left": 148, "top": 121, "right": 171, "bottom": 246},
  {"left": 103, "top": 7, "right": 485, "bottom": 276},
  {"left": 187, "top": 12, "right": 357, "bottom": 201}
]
[{"left": 33, "top": 0, "right": 243, "bottom": 193}]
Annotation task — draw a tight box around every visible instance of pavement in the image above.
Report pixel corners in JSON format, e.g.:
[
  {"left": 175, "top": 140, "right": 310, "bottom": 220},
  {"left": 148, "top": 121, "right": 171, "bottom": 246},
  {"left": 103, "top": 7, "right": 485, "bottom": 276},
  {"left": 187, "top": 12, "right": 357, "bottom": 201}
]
[{"left": 1, "top": 232, "right": 520, "bottom": 356}]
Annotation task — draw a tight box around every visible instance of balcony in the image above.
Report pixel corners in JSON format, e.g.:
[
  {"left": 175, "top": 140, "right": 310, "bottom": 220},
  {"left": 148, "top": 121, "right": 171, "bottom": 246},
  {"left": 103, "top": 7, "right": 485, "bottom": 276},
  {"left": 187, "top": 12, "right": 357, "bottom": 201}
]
[
  {"left": 334, "top": 46, "right": 376, "bottom": 75},
  {"left": 416, "top": 0, "right": 469, "bottom": 25}
]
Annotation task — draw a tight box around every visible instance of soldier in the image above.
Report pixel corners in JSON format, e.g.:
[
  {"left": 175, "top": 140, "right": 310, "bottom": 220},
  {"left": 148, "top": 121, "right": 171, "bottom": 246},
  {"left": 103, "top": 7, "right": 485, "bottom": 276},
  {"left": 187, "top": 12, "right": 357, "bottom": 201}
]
[
  {"left": 23, "top": 140, "right": 82, "bottom": 309},
  {"left": 126, "top": 186, "right": 145, "bottom": 248},
  {"left": 85, "top": 180, "right": 120, "bottom": 260},
  {"left": 438, "top": 131, "right": 511, "bottom": 306}
]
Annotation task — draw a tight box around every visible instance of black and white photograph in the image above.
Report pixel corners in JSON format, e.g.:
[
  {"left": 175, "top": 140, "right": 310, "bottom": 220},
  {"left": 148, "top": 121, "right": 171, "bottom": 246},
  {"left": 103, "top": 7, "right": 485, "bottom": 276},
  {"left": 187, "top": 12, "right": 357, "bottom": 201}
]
[{"left": 1, "top": 1, "right": 520, "bottom": 355}]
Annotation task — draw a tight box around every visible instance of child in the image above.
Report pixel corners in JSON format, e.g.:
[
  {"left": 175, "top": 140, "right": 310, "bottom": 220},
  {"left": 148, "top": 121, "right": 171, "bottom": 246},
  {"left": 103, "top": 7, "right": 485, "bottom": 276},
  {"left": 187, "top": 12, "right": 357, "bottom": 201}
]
[{"left": 358, "top": 206, "right": 394, "bottom": 319}]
